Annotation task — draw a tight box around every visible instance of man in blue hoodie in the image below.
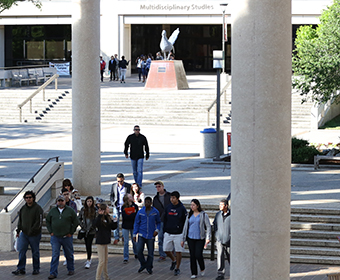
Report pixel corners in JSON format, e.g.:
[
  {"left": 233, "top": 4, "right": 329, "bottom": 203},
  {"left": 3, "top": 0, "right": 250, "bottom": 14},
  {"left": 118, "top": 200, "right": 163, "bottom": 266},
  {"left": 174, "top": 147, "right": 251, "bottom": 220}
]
[
  {"left": 163, "top": 191, "right": 187, "bottom": 276},
  {"left": 133, "top": 196, "right": 161, "bottom": 275}
]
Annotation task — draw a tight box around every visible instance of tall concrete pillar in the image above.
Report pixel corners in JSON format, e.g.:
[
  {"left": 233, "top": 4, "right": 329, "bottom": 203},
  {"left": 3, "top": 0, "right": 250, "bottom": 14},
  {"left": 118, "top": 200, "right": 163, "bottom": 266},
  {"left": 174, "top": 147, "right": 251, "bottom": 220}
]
[
  {"left": 72, "top": 0, "right": 101, "bottom": 196},
  {"left": 230, "top": 0, "right": 291, "bottom": 279}
]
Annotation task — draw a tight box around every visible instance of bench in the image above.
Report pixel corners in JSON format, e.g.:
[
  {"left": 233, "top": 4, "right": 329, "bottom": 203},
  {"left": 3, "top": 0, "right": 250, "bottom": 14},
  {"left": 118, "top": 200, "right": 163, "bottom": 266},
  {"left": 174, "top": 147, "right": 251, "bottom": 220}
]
[
  {"left": 11, "top": 69, "right": 37, "bottom": 86},
  {"left": 28, "top": 68, "right": 51, "bottom": 84},
  {"left": 314, "top": 155, "right": 340, "bottom": 169}
]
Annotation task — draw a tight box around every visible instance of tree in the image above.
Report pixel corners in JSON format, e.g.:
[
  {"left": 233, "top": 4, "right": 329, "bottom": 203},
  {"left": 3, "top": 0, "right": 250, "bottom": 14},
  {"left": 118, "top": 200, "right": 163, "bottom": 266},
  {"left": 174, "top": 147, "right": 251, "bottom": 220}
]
[
  {"left": 0, "top": 0, "right": 41, "bottom": 14},
  {"left": 293, "top": 0, "right": 340, "bottom": 104}
]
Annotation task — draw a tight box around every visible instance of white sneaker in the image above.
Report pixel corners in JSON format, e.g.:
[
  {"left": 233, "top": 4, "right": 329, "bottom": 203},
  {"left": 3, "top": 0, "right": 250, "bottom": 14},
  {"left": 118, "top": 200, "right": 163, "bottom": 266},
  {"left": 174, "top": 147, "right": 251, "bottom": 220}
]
[
  {"left": 85, "top": 260, "right": 91, "bottom": 269},
  {"left": 191, "top": 275, "right": 197, "bottom": 279},
  {"left": 63, "top": 260, "right": 67, "bottom": 266},
  {"left": 200, "top": 270, "right": 205, "bottom": 276}
]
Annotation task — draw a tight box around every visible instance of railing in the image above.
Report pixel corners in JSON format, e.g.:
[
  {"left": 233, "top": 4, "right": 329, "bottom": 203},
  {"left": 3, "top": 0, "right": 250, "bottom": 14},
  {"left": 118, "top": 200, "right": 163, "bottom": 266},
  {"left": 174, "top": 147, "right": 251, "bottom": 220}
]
[
  {"left": 3, "top": 156, "right": 59, "bottom": 213},
  {"left": 207, "top": 75, "right": 232, "bottom": 126},
  {"left": 17, "top": 74, "right": 59, "bottom": 122}
]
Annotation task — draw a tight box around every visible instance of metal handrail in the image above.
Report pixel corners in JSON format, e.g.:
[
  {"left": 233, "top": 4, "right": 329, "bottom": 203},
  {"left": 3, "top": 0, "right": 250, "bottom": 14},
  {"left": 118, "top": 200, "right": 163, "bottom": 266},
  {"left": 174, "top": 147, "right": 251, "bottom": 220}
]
[
  {"left": 3, "top": 156, "right": 59, "bottom": 213},
  {"left": 207, "top": 77, "right": 232, "bottom": 125},
  {"left": 0, "top": 65, "right": 50, "bottom": 70},
  {"left": 17, "top": 74, "right": 59, "bottom": 122}
]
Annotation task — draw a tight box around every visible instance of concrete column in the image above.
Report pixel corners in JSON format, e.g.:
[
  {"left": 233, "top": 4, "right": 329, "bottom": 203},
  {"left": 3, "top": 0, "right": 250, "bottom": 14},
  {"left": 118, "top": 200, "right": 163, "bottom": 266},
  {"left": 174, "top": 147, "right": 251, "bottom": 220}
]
[
  {"left": 230, "top": 0, "right": 291, "bottom": 279},
  {"left": 72, "top": 0, "right": 101, "bottom": 196}
]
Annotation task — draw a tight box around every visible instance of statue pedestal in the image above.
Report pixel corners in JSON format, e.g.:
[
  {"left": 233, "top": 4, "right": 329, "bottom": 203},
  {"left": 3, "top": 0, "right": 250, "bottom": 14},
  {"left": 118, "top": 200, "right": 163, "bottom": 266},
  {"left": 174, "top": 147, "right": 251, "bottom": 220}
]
[{"left": 145, "top": 60, "right": 189, "bottom": 90}]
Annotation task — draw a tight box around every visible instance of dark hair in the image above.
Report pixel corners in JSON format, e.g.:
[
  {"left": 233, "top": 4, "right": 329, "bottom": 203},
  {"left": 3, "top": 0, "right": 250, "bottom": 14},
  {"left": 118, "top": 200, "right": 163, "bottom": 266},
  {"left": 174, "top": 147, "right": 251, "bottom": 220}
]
[
  {"left": 117, "top": 173, "right": 125, "bottom": 179},
  {"left": 220, "top": 199, "right": 228, "bottom": 206},
  {"left": 122, "top": 55, "right": 125, "bottom": 60},
  {"left": 61, "top": 188, "right": 69, "bottom": 194},
  {"left": 62, "top": 179, "right": 74, "bottom": 191},
  {"left": 134, "top": 125, "right": 140, "bottom": 129},
  {"left": 23, "top": 190, "right": 36, "bottom": 201},
  {"left": 99, "top": 203, "right": 112, "bottom": 226},
  {"left": 170, "top": 191, "right": 180, "bottom": 199},
  {"left": 189, "top": 199, "right": 203, "bottom": 218},
  {"left": 131, "top": 183, "right": 141, "bottom": 195},
  {"left": 84, "top": 196, "right": 96, "bottom": 219},
  {"left": 145, "top": 196, "right": 152, "bottom": 203}
]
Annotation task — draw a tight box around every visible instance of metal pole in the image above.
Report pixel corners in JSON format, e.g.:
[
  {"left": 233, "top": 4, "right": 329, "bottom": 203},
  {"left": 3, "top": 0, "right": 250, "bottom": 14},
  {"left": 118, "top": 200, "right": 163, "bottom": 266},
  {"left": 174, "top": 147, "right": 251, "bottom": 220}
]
[{"left": 216, "top": 69, "right": 221, "bottom": 159}]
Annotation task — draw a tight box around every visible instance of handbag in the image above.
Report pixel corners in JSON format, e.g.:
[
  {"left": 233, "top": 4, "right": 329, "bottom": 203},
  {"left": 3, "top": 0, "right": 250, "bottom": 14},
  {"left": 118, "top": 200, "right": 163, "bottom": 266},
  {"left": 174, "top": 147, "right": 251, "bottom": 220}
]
[{"left": 77, "top": 230, "right": 86, "bottom": 240}]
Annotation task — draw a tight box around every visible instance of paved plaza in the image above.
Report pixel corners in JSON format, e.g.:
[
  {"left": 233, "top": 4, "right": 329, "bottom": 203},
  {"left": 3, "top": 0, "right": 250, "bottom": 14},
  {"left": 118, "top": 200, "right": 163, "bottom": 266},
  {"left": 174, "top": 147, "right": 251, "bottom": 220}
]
[{"left": 1, "top": 75, "right": 340, "bottom": 278}]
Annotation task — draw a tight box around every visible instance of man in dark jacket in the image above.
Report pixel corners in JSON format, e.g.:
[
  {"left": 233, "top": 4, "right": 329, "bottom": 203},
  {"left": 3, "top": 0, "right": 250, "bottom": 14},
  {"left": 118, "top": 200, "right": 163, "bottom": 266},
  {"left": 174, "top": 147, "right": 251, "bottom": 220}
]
[
  {"left": 163, "top": 191, "right": 187, "bottom": 276},
  {"left": 110, "top": 173, "right": 131, "bottom": 244},
  {"left": 12, "top": 191, "right": 43, "bottom": 276},
  {"left": 124, "top": 125, "right": 149, "bottom": 187},
  {"left": 152, "top": 180, "right": 171, "bottom": 262},
  {"left": 46, "top": 195, "right": 79, "bottom": 279},
  {"left": 108, "top": 55, "right": 116, "bottom": 81}
]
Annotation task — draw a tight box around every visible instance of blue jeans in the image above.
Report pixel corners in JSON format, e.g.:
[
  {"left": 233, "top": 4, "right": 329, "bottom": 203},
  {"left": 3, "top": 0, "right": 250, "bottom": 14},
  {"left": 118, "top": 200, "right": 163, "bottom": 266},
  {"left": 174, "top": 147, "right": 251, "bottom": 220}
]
[
  {"left": 17, "top": 232, "right": 41, "bottom": 271},
  {"left": 122, "top": 229, "right": 137, "bottom": 260},
  {"left": 137, "top": 236, "right": 154, "bottom": 270},
  {"left": 113, "top": 207, "right": 121, "bottom": 240},
  {"left": 157, "top": 222, "right": 166, "bottom": 257},
  {"left": 131, "top": 158, "right": 144, "bottom": 187},
  {"left": 50, "top": 235, "right": 74, "bottom": 276}
]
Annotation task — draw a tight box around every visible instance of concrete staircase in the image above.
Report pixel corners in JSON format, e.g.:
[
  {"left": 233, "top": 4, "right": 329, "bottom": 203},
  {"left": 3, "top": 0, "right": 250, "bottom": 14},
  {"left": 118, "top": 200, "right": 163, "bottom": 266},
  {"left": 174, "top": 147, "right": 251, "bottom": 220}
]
[
  {"left": 0, "top": 79, "right": 313, "bottom": 130},
  {"left": 38, "top": 202, "right": 340, "bottom": 264}
]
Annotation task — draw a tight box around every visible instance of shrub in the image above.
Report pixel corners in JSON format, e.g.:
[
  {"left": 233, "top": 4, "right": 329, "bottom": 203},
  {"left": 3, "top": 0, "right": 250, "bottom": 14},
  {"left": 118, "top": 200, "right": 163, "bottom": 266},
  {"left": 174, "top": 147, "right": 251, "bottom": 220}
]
[{"left": 292, "top": 137, "right": 321, "bottom": 163}]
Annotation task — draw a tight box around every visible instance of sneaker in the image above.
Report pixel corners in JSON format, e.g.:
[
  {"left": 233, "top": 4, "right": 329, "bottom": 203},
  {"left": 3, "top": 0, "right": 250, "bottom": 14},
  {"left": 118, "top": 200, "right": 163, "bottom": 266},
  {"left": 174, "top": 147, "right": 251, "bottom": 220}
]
[
  {"left": 191, "top": 275, "right": 197, "bottom": 279},
  {"left": 113, "top": 239, "right": 119, "bottom": 245},
  {"left": 32, "top": 270, "right": 40, "bottom": 275},
  {"left": 85, "top": 260, "right": 91, "bottom": 269},
  {"left": 138, "top": 266, "right": 145, "bottom": 273},
  {"left": 200, "top": 270, "right": 205, "bottom": 276},
  {"left": 216, "top": 276, "right": 225, "bottom": 280},
  {"left": 48, "top": 275, "right": 56, "bottom": 279},
  {"left": 63, "top": 260, "right": 67, "bottom": 266},
  {"left": 158, "top": 256, "right": 166, "bottom": 262},
  {"left": 12, "top": 269, "right": 25, "bottom": 275},
  {"left": 123, "top": 260, "right": 128, "bottom": 264},
  {"left": 170, "top": 261, "right": 176, "bottom": 271},
  {"left": 147, "top": 268, "right": 153, "bottom": 275},
  {"left": 174, "top": 268, "right": 180, "bottom": 276}
]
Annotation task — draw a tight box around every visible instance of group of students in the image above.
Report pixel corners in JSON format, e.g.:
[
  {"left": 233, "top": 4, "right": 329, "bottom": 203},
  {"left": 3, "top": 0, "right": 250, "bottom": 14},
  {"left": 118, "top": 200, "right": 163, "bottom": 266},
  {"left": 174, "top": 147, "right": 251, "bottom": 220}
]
[
  {"left": 12, "top": 176, "right": 231, "bottom": 280},
  {"left": 108, "top": 174, "right": 231, "bottom": 280},
  {"left": 100, "top": 55, "right": 130, "bottom": 83}
]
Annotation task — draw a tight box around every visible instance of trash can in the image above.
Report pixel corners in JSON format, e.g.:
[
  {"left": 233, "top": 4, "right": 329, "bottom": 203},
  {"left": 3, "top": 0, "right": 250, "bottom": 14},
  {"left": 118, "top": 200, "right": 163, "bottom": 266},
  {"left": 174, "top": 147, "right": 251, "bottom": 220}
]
[{"left": 200, "top": 128, "right": 224, "bottom": 158}]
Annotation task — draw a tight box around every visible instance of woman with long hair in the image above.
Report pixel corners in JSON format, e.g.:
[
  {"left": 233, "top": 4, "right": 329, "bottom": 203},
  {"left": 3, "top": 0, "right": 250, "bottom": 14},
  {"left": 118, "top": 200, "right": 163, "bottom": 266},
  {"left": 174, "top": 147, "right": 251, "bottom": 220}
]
[
  {"left": 78, "top": 196, "right": 97, "bottom": 269},
  {"left": 94, "top": 203, "right": 117, "bottom": 280},
  {"left": 130, "top": 183, "right": 144, "bottom": 209},
  {"left": 61, "top": 178, "right": 82, "bottom": 211},
  {"left": 121, "top": 193, "right": 138, "bottom": 263},
  {"left": 181, "top": 199, "right": 211, "bottom": 279}
]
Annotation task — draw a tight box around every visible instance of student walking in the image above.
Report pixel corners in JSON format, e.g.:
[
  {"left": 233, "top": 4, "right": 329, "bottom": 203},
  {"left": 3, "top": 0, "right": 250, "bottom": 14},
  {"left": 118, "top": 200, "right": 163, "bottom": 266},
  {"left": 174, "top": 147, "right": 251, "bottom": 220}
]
[
  {"left": 182, "top": 199, "right": 211, "bottom": 279},
  {"left": 46, "top": 195, "right": 79, "bottom": 279},
  {"left": 94, "top": 203, "right": 118, "bottom": 280},
  {"left": 12, "top": 191, "right": 43, "bottom": 276},
  {"left": 78, "top": 196, "right": 97, "bottom": 269},
  {"left": 133, "top": 197, "right": 161, "bottom": 275},
  {"left": 213, "top": 199, "right": 231, "bottom": 280},
  {"left": 121, "top": 193, "right": 139, "bottom": 263},
  {"left": 163, "top": 191, "right": 187, "bottom": 276},
  {"left": 131, "top": 183, "right": 145, "bottom": 209}
]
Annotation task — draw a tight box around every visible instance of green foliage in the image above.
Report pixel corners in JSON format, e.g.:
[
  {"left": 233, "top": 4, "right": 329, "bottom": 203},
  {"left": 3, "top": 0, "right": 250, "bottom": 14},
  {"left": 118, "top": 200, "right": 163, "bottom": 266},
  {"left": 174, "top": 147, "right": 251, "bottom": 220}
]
[
  {"left": 320, "top": 114, "right": 340, "bottom": 129},
  {"left": 292, "top": 0, "right": 340, "bottom": 104},
  {"left": 291, "top": 137, "right": 322, "bottom": 163},
  {"left": 0, "top": 0, "right": 42, "bottom": 14}
]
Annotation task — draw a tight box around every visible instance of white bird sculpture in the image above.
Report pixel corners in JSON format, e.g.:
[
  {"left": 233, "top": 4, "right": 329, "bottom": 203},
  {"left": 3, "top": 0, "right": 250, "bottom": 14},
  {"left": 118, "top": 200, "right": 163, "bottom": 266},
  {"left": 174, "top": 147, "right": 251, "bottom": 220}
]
[{"left": 160, "top": 28, "right": 180, "bottom": 60}]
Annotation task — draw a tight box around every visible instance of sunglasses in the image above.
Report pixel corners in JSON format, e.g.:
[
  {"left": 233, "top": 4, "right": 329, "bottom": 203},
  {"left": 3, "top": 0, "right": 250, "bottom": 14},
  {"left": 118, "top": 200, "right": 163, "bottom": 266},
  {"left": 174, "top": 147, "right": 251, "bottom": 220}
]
[
  {"left": 24, "top": 196, "right": 33, "bottom": 199},
  {"left": 57, "top": 199, "right": 64, "bottom": 202}
]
